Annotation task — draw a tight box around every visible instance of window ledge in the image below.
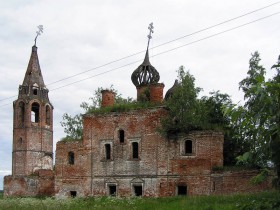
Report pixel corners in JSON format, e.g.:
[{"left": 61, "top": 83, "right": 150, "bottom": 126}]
[
  {"left": 100, "top": 159, "right": 114, "bottom": 162},
  {"left": 181, "top": 154, "right": 196, "bottom": 158},
  {"left": 128, "top": 158, "right": 140, "bottom": 161}
]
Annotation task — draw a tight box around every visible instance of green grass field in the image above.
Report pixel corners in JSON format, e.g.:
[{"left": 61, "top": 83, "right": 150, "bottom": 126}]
[{"left": 0, "top": 191, "right": 279, "bottom": 210}]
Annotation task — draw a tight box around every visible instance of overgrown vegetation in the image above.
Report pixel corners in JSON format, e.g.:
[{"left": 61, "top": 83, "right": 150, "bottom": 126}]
[
  {"left": 60, "top": 53, "right": 280, "bottom": 177},
  {"left": 86, "top": 101, "right": 159, "bottom": 115},
  {"left": 160, "top": 66, "right": 233, "bottom": 137},
  {"left": 0, "top": 191, "right": 279, "bottom": 210},
  {"left": 60, "top": 86, "right": 133, "bottom": 140},
  {"left": 159, "top": 66, "right": 247, "bottom": 165},
  {"left": 224, "top": 52, "right": 280, "bottom": 186}
]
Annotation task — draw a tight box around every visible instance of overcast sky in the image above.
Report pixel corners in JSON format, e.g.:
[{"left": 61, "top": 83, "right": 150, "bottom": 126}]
[{"left": 0, "top": 0, "right": 279, "bottom": 190}]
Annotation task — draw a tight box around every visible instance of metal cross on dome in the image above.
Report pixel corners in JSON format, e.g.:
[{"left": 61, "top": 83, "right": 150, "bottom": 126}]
[{"left": 147, "top": 22, "right": 154, "bottom": 49}]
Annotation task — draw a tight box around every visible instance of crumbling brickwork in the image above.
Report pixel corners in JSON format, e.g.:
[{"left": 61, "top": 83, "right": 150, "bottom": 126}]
[
  {"left": 4, "top": 45, "right": 54, "bottom": 197},
  {"left": 5, "top": 44, "right": 274, "bottom": 198},
  {"left": 55, "top": 107, "right": 225, "bottom": 197},
  {"left": 4, "top": 169, "right": 54, "bottom": 197},
  {"left": 211, "top": 170, "right": 273, "bottom": 195}
]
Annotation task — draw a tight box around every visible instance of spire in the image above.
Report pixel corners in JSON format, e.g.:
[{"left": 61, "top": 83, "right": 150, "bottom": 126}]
[
  {"left": 142, "top": 23, "right": 153, "bottom": 66},
  {"left": 142, "top": 49, "right": 151, "bottom": 66},
  {"left": 22, "top": 45, "right": 45, "bottom": 87},
  {"left": 131, "top": 23, "right": 160, "bottom": 87}
]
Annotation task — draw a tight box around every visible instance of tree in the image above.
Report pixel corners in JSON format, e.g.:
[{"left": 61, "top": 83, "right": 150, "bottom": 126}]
[
  {"left": 60, "top": 86, "right": 133, "bottom": 140},
  {"left": 225, "top": 52, "right": 280, "bottom": 186},
  {"left": 60, "top": 113, "right": 83, "bottom": 140},
  {"left": 160, "top": 66, "right": 203, "bottom": 137},
  {"left": 161, "top": 66, "right": 233, "bottom": 138},
  {"left": 201, "top": 91, "right": 250, "bottom": 166}
]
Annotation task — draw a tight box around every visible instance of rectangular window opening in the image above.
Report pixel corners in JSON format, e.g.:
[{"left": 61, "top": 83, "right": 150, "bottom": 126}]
[
  {"left": 177, "top": 185, "right": 187, "bottom": 196},
  {"left": 105, "top": 144, "right": 111, "bottom": 160},
  {"left": 132, "top": 142, "right": 139, "bottom": 159},
  {"left": 68, "top": 152, "right": 75, "bottom": 165},
  {"left": 134, "top": 185, "right": 142, "bottom": 196},
  {"left": 185, "top": 140, "right": 193, "bottom": 154},
  {"left": 109, "top": 185, "right": 117, "bottom": 196},
  {"left": 119, "top": 130, "right": 125, "bottom": 143},
  {"left": 70, "top": 191, "right": 77, "bottom": 197}
]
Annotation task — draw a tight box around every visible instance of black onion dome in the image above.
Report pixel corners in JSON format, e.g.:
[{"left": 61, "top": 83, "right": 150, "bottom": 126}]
[
  {"left": 165, "top": 79, "right": 180, "bottom": 100},
  {"left": 131, "top": 50, "right": 160, "bottom": 87}
]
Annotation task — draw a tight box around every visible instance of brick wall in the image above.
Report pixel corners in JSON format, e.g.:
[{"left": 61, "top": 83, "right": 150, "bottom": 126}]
[
  {"left": 150, "top": 83, "right": 164, "bottom": 103},
  {"left": 55, "top": 107, "right": 225, "bottom": 197},
  {"left": 211, "top": 170, "right": 273, "bottom": 195},
  {"left": 4, "top": 169, "right": 54, "bottom": 197},
  {"left": 12, "top": 99, "right": 53, "bottom": 176}
]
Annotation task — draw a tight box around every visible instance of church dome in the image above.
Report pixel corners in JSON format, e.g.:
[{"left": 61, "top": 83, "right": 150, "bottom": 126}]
[
  {"left": 164, "top": 79, "right": 180, "bottom": 100},
  {"left": 131, "top": 50, "right": 160, "bottom": 87}
]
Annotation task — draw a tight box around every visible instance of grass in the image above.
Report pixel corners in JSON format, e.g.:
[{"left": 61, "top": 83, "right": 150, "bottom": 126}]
[
  {"left": 0, "top": 191, "right": 279, "bottom": 210},
  {"left": 86, "top": 101, "right": 161, "bottom": 115}
]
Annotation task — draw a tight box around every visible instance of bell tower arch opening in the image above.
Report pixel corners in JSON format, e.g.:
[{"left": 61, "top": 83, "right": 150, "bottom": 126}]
[{"left": 31, "top": 102, "right": 40, "bottom": 123}]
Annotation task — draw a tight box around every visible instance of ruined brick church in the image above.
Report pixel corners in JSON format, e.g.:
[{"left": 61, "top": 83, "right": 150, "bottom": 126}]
[{"left": 4, "top": 28, "right": 272, "bottom": 197}]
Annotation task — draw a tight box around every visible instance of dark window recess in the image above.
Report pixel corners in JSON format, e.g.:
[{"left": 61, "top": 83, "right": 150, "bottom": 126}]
[
  {"left": 109, "top": 185, "right": 116, "bottom": 196},
  {"left": 177, "top": 186, "right": 187, "bottom": 195},
  {"left": 119, "top": 130, "right": 125, "bottom": 143},
  {"left": 18, "top": 137, "right": 23, "bottom": 144},
  {"left": 105, "top": 144, "right": 111, "bottom": 160},
  {"left": 33, "top": 88, "right": 38, "bottom": 95},
  {"left": 185, "top": 140, "right": 192, "bottom": 154},
  {"left": 134, "top": 186, "right": 142, "bottom": 196},
  {"left": 68, "top": 152, "right": 75, "bottom": 165},
  {"left": 70, "top": 191, "right": 77, "bottom": 197},
  {"left": 31, "top": 102, "right": 40, "bottom": 123},
  {"left": 46, "top": 106, "right": 50, "bottom": 125},
  {"left": 132, "top": 142, "right": 139, "bottom": 159}
]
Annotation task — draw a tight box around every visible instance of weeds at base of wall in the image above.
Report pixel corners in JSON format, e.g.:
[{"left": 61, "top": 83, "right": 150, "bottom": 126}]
[{"left": 0, "top": 191, "right": 279, "bottom": 210}]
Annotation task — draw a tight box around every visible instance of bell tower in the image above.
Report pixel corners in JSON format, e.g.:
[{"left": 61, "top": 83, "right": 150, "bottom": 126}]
[{"left": 12, "top": 44, "right": 53, "bottom": 176}]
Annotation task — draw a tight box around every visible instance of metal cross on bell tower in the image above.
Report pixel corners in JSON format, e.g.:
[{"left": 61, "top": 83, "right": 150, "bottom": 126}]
[
  {"left": 147, "top": 22, "right": 154, "bottom": 50},
  {"left": 34, "top": 25, "right": 43, "bottom": 46}
]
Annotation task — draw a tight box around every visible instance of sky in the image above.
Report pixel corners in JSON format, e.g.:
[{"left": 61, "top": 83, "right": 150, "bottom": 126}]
[{"left": 0, "top": 0, "right": 279, "bottom": 190}]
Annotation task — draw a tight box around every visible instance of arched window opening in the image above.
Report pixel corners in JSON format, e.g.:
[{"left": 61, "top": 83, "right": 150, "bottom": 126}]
[
  {"left": 31, "top": 102, "right": 40, "bottom": 123},
  {"left": 105, "top": 144, "right": 111, "bottom": 160},
  {"left": 68, "top": 152, "right": 75, "bottom": 165},
  {"left": 132, "top": 142, "right": 139, "bottom": 159},
  {"left": 119, "top": 129, "right": 124, "bottom": 143},
  {"left": 185, "top": 140, "right": 192, "bottom": 154},
  {"left": 46, "top": 105, "right": 51, "bottom": 125},
  {"left": 18, "top": 102, "right": 25, "bottom": 126}
]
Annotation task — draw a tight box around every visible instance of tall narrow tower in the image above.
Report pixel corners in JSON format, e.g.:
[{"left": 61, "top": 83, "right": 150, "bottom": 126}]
[{"left": 12, "top": 44, "right": 53, "bottom": 176}]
